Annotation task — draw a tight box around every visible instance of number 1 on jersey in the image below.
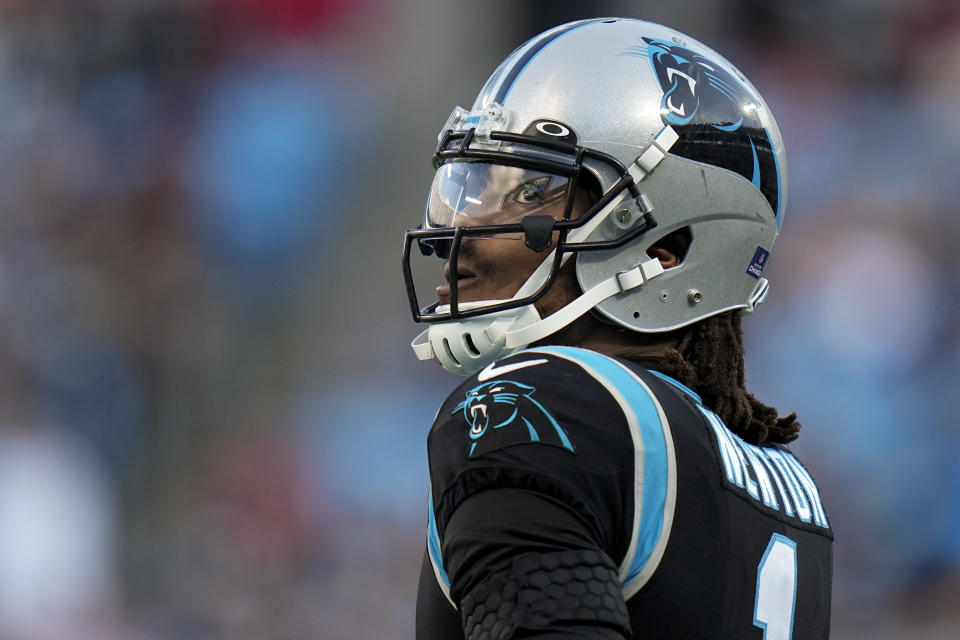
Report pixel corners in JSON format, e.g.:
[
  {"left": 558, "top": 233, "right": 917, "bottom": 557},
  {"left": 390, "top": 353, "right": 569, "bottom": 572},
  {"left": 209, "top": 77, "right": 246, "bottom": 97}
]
[{"left": 754, "top": 534, "right": 797, "bottom": 640}]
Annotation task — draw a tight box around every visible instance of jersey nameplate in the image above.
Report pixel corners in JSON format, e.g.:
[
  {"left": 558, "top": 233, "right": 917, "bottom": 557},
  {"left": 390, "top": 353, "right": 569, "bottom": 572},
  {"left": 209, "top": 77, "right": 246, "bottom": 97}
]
[{"left": 702, "top": 408, "right": 829, "bottom": 529}]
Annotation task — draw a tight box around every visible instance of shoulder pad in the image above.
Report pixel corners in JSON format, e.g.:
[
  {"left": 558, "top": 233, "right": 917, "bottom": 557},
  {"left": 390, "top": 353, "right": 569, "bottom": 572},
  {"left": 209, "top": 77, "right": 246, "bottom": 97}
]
[
  {"left": 433, "top": 348, "right": 629, "bottom": 460},
  {"left": 427, "top": 347, "right": 680, "bottom": 602}
]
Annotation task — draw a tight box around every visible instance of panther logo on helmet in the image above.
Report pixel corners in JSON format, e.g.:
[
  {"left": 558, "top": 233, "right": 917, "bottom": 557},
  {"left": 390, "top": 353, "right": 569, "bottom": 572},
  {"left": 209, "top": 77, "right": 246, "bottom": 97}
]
[{"left": 642, "top": 38, "right": 781, "bottom": 220}]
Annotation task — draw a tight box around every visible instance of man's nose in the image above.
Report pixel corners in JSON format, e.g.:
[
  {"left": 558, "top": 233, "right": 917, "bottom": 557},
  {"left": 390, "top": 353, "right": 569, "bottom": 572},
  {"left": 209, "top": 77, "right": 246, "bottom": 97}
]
[
  {"left": 437, "top": 212, "right": 484, "bottom": 260},
  {"left": 451, "top": 211, "right": 482, "bottom": 228}
]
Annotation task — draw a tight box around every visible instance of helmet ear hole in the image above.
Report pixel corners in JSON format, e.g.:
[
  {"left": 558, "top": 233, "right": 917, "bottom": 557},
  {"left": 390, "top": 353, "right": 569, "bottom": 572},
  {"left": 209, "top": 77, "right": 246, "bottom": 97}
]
[{"left": 648, "top": 227, "right": 692, "bottom": 265}]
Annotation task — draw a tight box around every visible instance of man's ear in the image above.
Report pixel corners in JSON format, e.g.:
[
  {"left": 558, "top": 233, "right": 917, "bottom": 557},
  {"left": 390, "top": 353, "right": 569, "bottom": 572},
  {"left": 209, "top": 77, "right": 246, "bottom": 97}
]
[
  {"left": 646, "top": 228, "right": 691, "bottom": 269},
  {"left": 647, "top": 245, "right": 680, "bottom": 269}
]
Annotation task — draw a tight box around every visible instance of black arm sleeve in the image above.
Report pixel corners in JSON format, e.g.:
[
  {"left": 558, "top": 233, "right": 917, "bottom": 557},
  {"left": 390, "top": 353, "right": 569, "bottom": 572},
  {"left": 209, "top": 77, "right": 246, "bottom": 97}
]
[{"left": 444, "top": 488, "right": 631, "bottom": 640}]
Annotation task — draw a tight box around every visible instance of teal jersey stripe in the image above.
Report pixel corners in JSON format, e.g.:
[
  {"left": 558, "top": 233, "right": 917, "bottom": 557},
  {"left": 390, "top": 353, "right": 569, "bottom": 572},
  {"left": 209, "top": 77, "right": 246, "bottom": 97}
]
[
  {"left": 648, "top": 368, "right": 702, "bottom": 404},
  {"left": 427, "top": 488, "right": 450, "bottom": 587},
  {"left": 529, "top": 347, "right": 671, "bottom": 586}
]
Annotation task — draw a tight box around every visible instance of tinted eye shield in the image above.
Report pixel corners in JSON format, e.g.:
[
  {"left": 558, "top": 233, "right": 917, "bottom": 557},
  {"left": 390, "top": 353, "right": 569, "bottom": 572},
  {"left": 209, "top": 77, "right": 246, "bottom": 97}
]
[
  {"left": 426, "top": 161, "right": 571, "bottom": 230},
  {"left": 402, "top": 128, "right": 658, "bottom": 323}
]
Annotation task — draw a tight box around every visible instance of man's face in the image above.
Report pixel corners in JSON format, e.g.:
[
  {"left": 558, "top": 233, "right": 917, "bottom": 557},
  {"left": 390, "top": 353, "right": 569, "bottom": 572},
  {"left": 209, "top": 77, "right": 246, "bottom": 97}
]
[{"left": 428, "top": 162, "right": 592, "bottom": 315}]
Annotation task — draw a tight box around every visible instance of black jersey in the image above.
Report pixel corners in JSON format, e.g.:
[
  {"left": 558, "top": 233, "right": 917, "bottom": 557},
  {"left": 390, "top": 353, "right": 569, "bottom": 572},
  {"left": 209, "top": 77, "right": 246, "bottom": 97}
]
[{"left": 416, "top": 346, "right": 833, "bottom": 639}]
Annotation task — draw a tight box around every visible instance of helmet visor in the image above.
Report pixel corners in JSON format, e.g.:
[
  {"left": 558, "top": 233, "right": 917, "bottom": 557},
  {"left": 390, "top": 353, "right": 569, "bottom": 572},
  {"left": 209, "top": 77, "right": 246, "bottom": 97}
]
[{"left": 426, "top": 162, "right": 572, "bottom": 228}]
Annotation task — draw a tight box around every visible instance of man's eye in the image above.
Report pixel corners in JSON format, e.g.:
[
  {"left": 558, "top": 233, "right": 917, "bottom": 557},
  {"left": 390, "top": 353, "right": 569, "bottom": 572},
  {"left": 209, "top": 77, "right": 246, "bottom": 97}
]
[{"left": 511, "top": 182, "right": 544, "bottom": 204}]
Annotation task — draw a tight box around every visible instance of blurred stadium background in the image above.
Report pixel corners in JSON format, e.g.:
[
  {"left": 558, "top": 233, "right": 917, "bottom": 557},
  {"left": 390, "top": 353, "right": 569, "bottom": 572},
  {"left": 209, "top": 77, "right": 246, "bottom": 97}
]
[{"left": 0, "top": 0, "right": 957, "bottom": 638}]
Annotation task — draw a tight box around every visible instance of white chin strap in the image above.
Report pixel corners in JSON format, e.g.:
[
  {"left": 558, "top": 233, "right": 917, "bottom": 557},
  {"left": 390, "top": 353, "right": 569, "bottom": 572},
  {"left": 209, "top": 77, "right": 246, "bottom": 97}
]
[
  {"left": 411, "top": 193, "right": 664, "bottom": 376},
  {"left": 411, "top": 301, "right": 540, "bottom": 375},
  {"left": 411, "top": 255, "right": 663, "bottom": 375}
]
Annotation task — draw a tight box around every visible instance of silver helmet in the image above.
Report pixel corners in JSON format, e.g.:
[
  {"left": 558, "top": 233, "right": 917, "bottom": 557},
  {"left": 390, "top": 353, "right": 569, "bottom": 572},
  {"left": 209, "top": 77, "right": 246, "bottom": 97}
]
[{"left": 403, "top": 17, "right": 786, "bottom": 375}]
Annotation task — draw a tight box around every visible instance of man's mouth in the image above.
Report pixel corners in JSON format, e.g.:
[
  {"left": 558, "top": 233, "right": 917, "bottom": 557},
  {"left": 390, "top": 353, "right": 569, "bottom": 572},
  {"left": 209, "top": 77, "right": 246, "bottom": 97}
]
[{"left": 436, "top": 264, "right": 478, "bottom": 299}]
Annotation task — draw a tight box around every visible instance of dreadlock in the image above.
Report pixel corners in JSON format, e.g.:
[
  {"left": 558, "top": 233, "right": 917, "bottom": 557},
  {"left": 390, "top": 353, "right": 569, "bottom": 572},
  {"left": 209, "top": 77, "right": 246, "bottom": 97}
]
[{"left": 653, "top": 311, "right": 800, "bottom": 445}]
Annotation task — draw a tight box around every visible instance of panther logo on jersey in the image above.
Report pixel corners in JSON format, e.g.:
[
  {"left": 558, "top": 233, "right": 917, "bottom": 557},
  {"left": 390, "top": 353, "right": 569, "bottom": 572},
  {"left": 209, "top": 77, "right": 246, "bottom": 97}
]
[
  {"left": 642, "top": 37, "right": 781, "bottom": 220},
  {"left": 453, "top": 380, "right": 575, "bottom": 458}
]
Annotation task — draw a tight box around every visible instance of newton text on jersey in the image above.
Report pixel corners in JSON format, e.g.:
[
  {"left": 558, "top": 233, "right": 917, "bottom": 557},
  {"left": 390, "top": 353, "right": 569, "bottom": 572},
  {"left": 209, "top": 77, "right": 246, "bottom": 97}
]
[{"left": 704, "top": 408, "right": 829, "bottom": 529}]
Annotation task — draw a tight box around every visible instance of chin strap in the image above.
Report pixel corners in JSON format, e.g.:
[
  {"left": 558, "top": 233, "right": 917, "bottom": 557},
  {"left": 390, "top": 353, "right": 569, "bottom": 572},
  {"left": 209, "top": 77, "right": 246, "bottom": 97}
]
[
  {"left": 504, "top": 256, "right": 664, "bottom": 348},
  {"left": 411, "top": 301, "right": 541, "bottom": 374},
  {"left": 410, "top": 256, "right": 664, "bottom": 374}
]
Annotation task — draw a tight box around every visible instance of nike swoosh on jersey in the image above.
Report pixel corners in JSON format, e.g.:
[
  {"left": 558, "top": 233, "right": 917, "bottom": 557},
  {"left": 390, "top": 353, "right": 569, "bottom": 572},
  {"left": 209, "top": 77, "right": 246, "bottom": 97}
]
[{"left": 477, "top": 359, "right": 548, "bottom": 382}]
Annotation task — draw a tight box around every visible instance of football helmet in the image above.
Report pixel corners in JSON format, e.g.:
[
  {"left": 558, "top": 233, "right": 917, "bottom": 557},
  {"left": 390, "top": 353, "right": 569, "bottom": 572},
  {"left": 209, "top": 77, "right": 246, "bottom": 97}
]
[{"left": 403, "top": 18, "right": 786, "bottom": 375}]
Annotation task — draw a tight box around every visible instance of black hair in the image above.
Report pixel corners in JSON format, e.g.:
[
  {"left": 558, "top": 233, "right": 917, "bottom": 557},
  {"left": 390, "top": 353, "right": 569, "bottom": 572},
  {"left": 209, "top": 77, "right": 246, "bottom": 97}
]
[{"left": 653, "top": 310, "right": 800, "bottom": 445}]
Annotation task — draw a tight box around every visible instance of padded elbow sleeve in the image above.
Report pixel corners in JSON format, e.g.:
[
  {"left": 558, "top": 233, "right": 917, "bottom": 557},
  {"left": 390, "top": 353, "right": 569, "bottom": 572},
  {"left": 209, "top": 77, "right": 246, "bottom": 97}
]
[{"left": 460, "top": 549, "right": 630, "bottom": 640}]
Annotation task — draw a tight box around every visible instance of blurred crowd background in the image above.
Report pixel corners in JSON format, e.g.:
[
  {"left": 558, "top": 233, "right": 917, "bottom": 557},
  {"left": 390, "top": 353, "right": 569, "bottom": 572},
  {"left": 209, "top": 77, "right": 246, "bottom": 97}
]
[{"left": 0, "top": 0, "right": 957, "bottom": 638}]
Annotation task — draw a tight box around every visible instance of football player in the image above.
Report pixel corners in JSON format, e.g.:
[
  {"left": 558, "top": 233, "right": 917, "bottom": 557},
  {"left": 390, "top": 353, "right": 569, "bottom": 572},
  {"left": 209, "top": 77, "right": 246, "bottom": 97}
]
[{"left": 404, "top": 18, "right": 833, "bottom": 639}]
